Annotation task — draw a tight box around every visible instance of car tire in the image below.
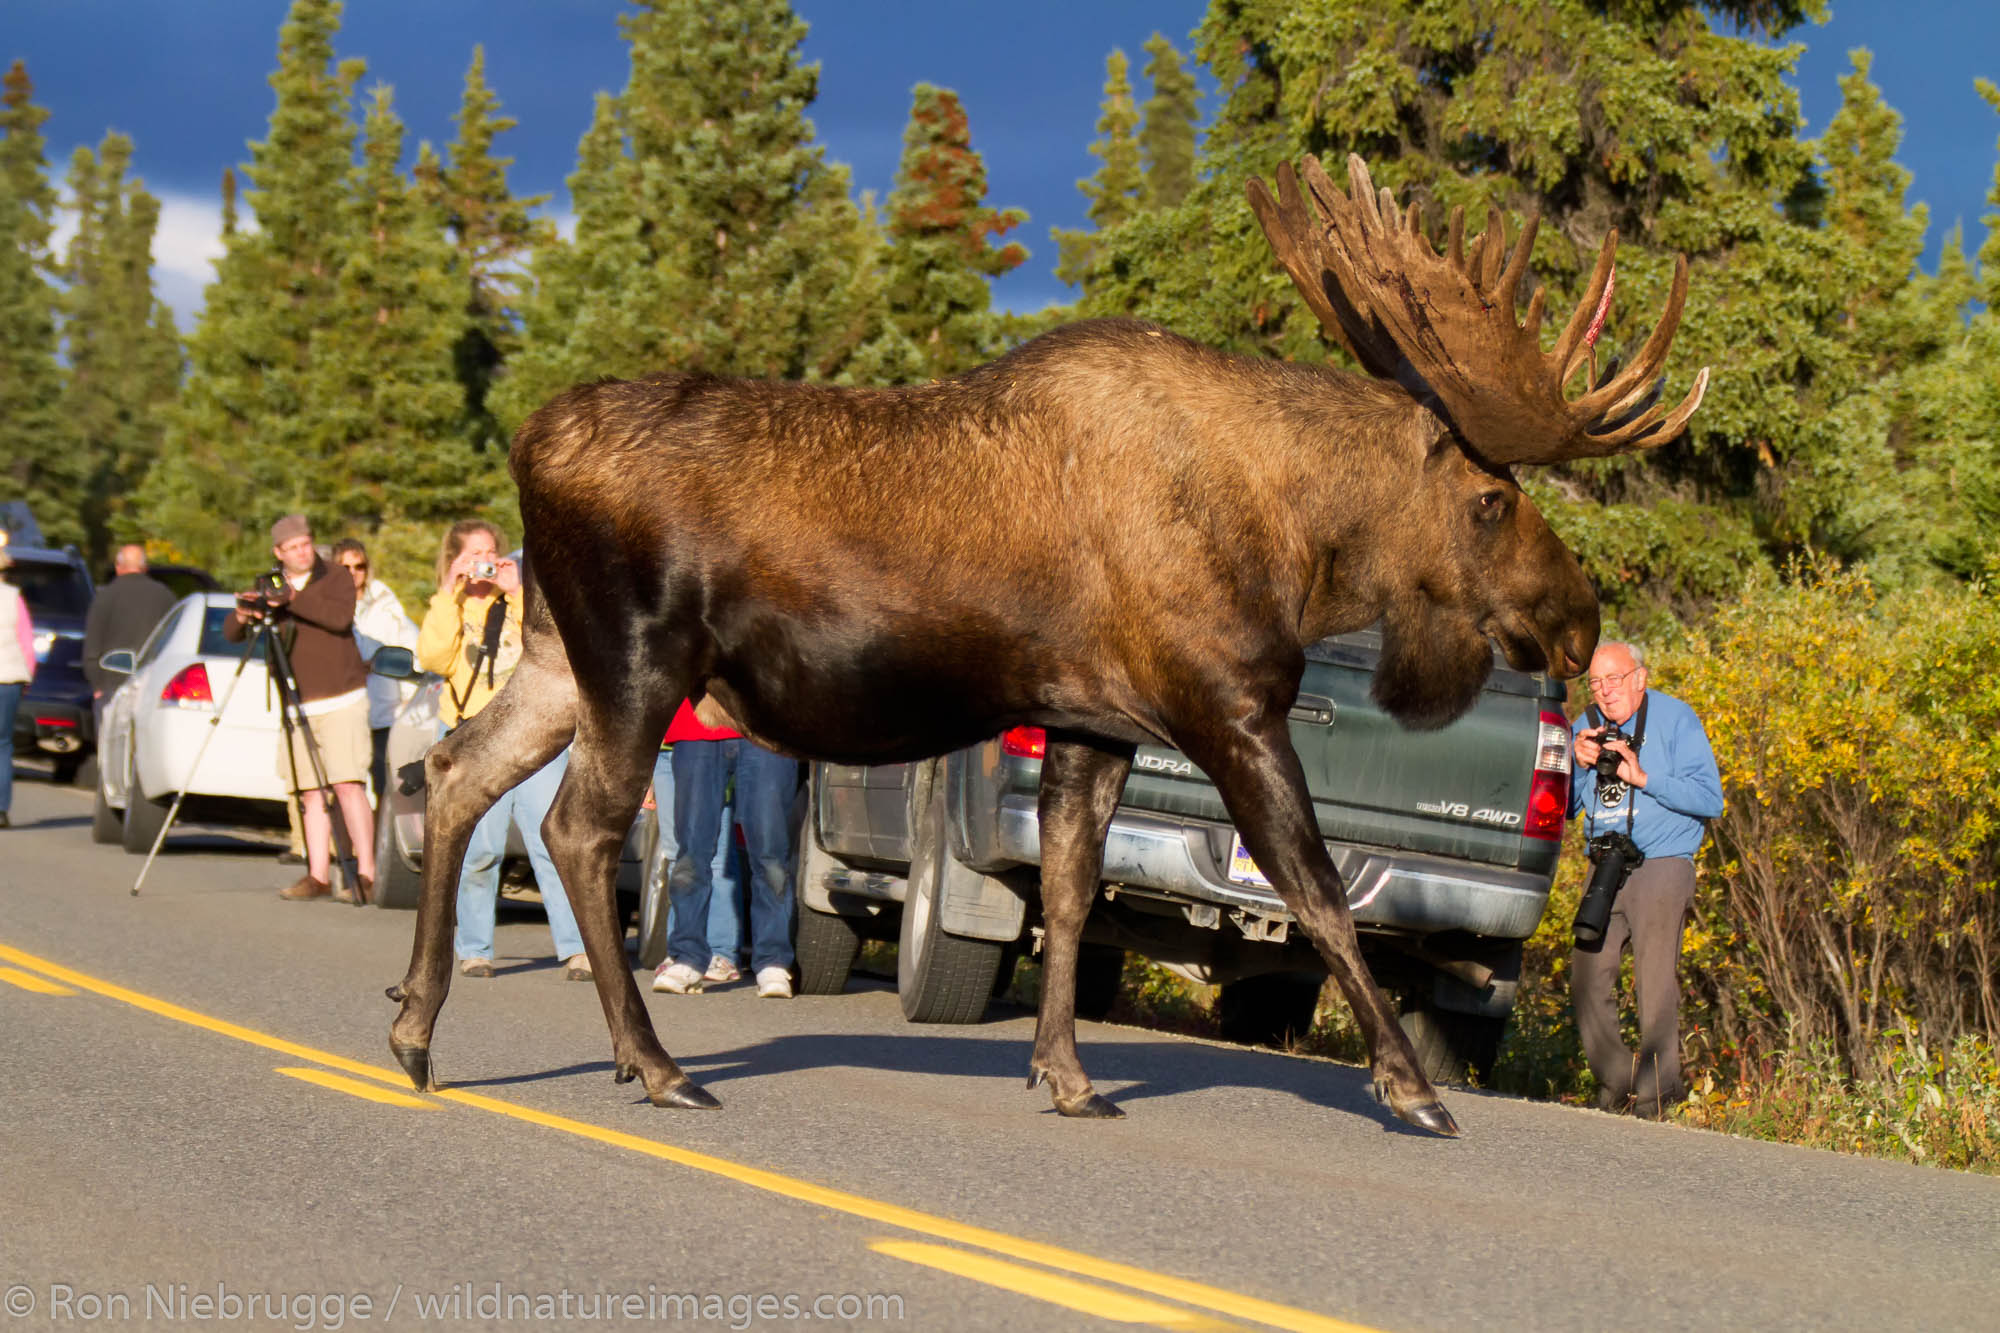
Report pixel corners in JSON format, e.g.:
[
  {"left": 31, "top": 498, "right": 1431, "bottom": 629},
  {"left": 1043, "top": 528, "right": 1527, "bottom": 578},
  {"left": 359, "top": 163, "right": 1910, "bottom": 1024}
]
[
  {"left": 792, "top": 774, "right": 860, "bottom": 994},
  {"left": 1217, "top": 970, "right": 1325, "bottom": 1048},
  {"left": 119, "top": 760, "right": 170, "bottom": 855},
  {"left": 1397, "top": 996, "right": 1506, "bottom": 1088},
  {"left": 636, "top": 815, "right": 672, "bottom": 969},
  {"left": 370, "top": 788, "right": 424, "bottom": 910},
  {"left": 91, "top": 770, "right": 122, "bottom": 845},
  {"left": 1073, "top": 943, "right": 1125, "bottom": 1021},
  {"left": 897, "top": 761, "right": 1006, "bottom": 1024}
]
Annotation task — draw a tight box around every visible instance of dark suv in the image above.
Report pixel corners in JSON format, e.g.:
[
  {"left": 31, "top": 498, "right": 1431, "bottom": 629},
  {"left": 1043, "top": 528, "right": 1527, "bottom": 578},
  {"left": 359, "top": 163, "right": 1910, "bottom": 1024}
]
[{"left": 7, "top": 541, "right": 97, "bottom": 782}]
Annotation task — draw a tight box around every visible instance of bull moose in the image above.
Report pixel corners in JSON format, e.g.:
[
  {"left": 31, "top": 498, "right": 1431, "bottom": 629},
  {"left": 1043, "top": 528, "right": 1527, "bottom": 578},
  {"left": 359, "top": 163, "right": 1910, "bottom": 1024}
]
[{"left": 388, "top": 155, "right": 1705, "bottom": 1136}]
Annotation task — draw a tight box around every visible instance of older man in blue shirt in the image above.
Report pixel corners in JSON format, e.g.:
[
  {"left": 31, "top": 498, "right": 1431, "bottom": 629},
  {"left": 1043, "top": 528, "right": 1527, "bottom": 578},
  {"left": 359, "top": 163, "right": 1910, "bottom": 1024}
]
[{"left": 1570, "top": 640, "right": 1724, "bottom": 1116}]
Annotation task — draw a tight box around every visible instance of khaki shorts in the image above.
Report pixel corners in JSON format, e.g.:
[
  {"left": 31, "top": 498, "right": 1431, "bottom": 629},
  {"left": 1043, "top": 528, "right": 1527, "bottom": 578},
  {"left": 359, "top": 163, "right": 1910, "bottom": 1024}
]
[{"left": 276, "top": 697, "right": 372, "bottom": 792}]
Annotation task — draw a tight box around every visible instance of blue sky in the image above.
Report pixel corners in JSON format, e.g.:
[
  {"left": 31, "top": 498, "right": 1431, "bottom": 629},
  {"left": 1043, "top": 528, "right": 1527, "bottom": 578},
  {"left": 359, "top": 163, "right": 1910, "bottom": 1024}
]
[{"left": 6, "top": 1, "right": 1995, "bottom": 329}]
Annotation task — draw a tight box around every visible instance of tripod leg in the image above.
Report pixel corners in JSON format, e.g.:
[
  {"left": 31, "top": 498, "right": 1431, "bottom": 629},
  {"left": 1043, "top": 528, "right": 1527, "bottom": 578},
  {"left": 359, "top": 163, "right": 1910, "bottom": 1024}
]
[
  {"left": 130, "top": 628, "right": 271, "bottom": 897},
  {"left": 264, "top": 629, "right": 360, "bottom": 899}
]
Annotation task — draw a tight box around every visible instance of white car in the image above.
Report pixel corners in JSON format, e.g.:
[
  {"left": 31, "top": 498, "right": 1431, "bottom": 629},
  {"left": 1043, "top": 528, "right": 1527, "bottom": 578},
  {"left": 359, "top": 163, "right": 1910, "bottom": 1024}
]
[{"left": 93, "top": 592, "right": 300, "bottom": 852}]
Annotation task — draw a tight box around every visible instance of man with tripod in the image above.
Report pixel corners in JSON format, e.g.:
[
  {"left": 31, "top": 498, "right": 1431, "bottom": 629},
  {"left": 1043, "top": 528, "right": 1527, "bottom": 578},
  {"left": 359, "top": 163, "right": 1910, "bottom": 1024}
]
[
  {"left": 225, "top": 514, "right": 376, "bottom": 902},
  {"left": 1568, "top": 641, "right": 1723, "bottom": 1118}
]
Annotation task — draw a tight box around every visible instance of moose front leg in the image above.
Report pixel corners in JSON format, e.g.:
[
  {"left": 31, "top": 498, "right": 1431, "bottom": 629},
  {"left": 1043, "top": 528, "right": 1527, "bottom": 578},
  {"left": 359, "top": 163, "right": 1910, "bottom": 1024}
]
[
  {"left": 1029, "top": 733, "right": 1134, "bottom": 1117},
  {"left": 1180, "top": 715, "right": 1459, "bottom": 1137},
  {"left": 388, "top": 648, "right": 577, "bottom": 1092}
]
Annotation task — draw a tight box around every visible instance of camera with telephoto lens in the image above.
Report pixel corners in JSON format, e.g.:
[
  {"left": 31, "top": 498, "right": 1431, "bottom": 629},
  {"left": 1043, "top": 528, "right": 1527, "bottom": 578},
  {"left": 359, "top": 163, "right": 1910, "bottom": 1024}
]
[
  {"left": 1573, "top": 830, "right": 1645, "bottom": 946},
  {"left": 1591, "top": 725, "right": 1632, "bottom": 782}
]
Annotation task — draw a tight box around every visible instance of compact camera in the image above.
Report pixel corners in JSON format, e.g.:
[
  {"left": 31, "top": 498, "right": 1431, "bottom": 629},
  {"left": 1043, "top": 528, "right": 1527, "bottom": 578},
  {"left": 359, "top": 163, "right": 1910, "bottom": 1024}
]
[
  {"left": 470, "top": 558, "right": 497, "bottom": 581},
  {"left": 1573, "top": 830, "right": 1645, "bottom": 946}
]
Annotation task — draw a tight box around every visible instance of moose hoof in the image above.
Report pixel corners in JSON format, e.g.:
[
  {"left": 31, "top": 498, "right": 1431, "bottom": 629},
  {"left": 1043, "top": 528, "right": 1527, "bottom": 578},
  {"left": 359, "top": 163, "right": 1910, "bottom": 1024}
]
[
  {"left": 614, "top": 1064, "right": 638, "bottom": 1085},
  {"left": 1396, "top": 1100, "right": 1461, "bottom": 1138},
  {"left": 390, "top": 1042, "right": 433, "bottom": 1092},
  {"left": 384, "top": 981, "right": 407, "bottom": 1002},
  {"left": 1054, "top": 1091, "right": 1124, "bottom": 1119},
  {"left": 649, "top": 1079, "right": 721, "bottom": 1110}
]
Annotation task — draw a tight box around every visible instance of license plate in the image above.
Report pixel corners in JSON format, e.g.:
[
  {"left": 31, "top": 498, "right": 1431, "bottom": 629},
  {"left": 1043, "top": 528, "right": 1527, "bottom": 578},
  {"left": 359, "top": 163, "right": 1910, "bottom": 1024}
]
[{"left": 1226, "top": 833, "right": 1272, "bottom": 887}]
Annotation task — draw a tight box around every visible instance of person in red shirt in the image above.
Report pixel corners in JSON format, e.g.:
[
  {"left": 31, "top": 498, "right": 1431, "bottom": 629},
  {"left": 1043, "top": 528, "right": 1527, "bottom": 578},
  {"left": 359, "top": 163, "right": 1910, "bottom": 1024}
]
[{"left": 650, "top": 697, "right": 801, "bottom": 998}]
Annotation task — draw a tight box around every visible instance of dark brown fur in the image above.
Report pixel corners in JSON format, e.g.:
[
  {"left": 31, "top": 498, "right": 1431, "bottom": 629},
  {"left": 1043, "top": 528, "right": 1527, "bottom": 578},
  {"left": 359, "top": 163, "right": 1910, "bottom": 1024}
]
[{"left": 388, "top": 317, "right": 1599, "bottom": 1133}]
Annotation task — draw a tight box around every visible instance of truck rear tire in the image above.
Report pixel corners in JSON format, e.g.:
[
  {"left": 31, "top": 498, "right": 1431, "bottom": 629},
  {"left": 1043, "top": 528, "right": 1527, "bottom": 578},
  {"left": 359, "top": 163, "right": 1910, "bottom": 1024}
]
[
  {"left": 898, "top": 765, "right": 1004, "bottom": 1023},
  {"left": 796, "top": 903, "right": 863, "bottom": 995},
  {"left": 1398, "top": 997, "right": 1505, "bottom": 1087},
  {"left": 1217, "top": 971, "right": 1324, "bottom": 1048}
]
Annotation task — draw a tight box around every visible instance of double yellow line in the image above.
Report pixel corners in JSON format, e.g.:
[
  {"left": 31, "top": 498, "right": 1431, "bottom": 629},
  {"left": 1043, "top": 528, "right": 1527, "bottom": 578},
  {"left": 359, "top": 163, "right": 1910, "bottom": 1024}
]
[{"left": 0, "top": 940, "right": 1381, "bottom": 1332}]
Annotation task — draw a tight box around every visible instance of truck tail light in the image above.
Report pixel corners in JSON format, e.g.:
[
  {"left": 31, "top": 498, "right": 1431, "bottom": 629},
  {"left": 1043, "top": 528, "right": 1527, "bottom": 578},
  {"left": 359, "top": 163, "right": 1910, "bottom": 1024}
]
[
  {"left": 1000, "top": 726, "right": 1046, "bottom": 759},
  {"left": 161, "top": 663, "right": 214, "bottom": 709},
  {"left": 1525, "top": 709, "right": 1571, "bottom": 841}
]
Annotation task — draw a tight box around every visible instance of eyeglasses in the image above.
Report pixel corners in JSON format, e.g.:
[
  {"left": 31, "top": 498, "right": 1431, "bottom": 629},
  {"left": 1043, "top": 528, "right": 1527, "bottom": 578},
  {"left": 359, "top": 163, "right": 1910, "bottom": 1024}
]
[
  {"left": 340, "top": 561, "right": 367, "bottom": 572},
  {"left": 1587, "top": 669, "right": 1642, "bottom": 692}
]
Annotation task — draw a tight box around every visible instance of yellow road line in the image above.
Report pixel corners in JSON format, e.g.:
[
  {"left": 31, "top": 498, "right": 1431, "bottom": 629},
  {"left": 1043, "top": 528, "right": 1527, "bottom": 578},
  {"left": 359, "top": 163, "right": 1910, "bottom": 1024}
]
[
  {"left": 0, "top": 940, "right": 1380, "bottom": 1333},
  {"left": 0, "top": 965, "right": 75, "bottom": 995},
  {"left": 871, "top": 1240, "right": 1246, "bottom": 1330},
  {"left": 276, "top": 1066, "right": 441, "bottom": 1109}
]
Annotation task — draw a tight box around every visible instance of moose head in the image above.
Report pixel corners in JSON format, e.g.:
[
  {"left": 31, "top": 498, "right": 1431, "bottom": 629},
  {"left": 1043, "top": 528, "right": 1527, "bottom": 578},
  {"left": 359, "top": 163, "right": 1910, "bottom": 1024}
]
[{"left": 1248, "top": 155, "right": 1709, "bottom": 727}]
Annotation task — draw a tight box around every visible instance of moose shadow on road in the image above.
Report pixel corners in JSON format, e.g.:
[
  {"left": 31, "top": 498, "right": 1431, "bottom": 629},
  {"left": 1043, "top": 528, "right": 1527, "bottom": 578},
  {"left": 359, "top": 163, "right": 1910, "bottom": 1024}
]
[{"left": 660, "top": 1027, "right": 1434, "bottom": 1136}]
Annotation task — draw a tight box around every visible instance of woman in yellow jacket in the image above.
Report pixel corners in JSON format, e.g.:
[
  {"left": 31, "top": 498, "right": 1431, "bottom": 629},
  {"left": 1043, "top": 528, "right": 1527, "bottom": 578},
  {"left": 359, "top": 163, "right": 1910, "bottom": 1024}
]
[{"left": 418, "top": 520, "right": 590, "bottom": 980}]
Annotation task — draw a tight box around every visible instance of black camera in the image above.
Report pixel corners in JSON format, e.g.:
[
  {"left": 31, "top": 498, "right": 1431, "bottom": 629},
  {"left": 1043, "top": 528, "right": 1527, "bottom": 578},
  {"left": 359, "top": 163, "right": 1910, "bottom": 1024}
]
[
  {"left": 1573, "top": 831, "right": 1645, "bottom": 946},
  {"left": 235, "top": 565, "right": 290, "bottom": 619},
  {"left": 1591, "top": 725, "right": 1631, "bottom": 782}
]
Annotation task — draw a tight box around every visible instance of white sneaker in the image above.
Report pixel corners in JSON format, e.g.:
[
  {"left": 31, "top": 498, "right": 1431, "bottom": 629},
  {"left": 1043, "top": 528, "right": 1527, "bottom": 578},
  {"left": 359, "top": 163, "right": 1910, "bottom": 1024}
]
[
  {"left": 755, "top": 966, "right": 793, "bottom": 999},
  {"left": 703, "top": 954, "right": 742, "bottom": 984},
  {"left": 652, "top": 962, "right": 705, "bottom": 994}
]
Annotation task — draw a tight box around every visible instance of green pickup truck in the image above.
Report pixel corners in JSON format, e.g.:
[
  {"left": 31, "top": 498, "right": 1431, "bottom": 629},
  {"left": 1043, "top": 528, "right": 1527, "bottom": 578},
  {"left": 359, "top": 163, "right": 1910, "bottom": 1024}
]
[{"left": 792, "top": 627, "right": 1574, "bottom": 1085}]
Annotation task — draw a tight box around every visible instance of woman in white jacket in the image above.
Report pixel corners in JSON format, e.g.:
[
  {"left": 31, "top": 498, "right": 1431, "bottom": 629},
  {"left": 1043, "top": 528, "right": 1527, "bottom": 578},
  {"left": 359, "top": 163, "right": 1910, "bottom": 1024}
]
[{"left": 331, "top": 539, "right": 417, "bottom": 805}]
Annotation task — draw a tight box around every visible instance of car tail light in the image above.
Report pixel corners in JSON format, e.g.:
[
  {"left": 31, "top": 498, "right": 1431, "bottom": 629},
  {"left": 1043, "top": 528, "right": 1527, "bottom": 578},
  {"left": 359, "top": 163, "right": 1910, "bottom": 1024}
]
[
  {"left": 161, "top": 663, "right": 214, "bottom": 709},
  {"left": 1000, "top": 725, "right": 1046, "bottom": 759},
  {"left": 33, "top": 716, "right": 77, "bottom": 728},
  {"left": 1525, "top": 709, "right": 1571, "bottom": 841}
]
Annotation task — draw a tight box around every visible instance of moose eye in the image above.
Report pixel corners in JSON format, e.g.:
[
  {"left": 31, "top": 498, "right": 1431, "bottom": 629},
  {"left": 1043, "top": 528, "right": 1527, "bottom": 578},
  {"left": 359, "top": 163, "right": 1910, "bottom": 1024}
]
[{"left": 1476, "top": 490, "right": 1509, "bottom": 521}]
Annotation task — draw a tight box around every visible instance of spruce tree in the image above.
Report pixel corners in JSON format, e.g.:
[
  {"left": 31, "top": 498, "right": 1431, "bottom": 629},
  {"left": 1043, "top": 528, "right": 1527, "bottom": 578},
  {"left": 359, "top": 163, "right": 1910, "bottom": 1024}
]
[
  {"left": 498, "top": 0, "right": 872, "bottom": 427},
  {"left": 61, "top": 134, "right": 183, "bottom": 568},
  {"left": 874, "top": 84, "right": 1027, "bottom": 382},
  {"left": 1052, "top": 49, "right": 1143, "bottom": 289},
  {"left": 0, "top": 61, "right": 73, "bottom": 548},
  {"left": 1139, "top": 33, "right": 1199, "bottom": 210},
  {"left": 423, "top": 47, "right": 555, "bottom": 454},
  {"left": 140, "top": 0, "right": 364, "bottom": 578},
  {"left": 305, "top": 83, "right": 477, "bottom": 587}
]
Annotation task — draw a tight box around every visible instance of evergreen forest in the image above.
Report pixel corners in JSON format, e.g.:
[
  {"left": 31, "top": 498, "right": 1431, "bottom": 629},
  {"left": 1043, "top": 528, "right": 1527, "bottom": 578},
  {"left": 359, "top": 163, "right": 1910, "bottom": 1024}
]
[{"left": 4, "top": 0, "right": 1999, "bottom": 1161}]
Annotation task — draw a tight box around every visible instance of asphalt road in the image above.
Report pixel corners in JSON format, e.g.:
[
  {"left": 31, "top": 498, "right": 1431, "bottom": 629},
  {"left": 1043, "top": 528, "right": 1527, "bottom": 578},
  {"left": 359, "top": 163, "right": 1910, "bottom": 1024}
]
[{"left": 2, "top": 767, "right": 1996, "bottom": 1333}]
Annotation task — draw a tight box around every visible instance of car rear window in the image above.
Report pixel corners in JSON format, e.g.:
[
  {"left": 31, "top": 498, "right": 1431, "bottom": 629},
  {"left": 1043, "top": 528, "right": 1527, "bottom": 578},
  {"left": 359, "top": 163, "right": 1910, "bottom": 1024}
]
[
  {"left": 11, "top": 558, "right": 92, "bottom": 617},
  {"left": 197, "top": 606, "right": 253, "bottom": 659}
]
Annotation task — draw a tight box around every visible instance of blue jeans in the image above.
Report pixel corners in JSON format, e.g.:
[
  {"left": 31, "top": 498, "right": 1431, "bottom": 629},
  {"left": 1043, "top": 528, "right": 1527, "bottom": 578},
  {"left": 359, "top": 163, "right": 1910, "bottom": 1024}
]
[
  {"left": 454, "top": 742, "right": 586, "bottom": 963},
  {"left": 668, "top": 738, "right": 801, "bottom": 974},
  {"left": 0, "top": 680, "right": 20, "bottom": 815},
  {"left": 650, "top": 749, "right": 746, "bottom": 964}
]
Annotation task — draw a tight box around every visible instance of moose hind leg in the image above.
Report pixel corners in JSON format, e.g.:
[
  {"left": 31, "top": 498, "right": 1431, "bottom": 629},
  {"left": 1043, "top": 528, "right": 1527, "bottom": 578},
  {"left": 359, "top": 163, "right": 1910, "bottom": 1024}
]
[
  {"left": 389, "top": 647, "right": 578, "bottom": 1091},
  {"left": 1028, "top": 734, "right": 1133, "bottom": 1118},
  {"left": 1179, "top": 714, "right": 1459, "bottom": 1137},
  {"left": 543, "top": 699, "right": 718, "bottom": 1110}
]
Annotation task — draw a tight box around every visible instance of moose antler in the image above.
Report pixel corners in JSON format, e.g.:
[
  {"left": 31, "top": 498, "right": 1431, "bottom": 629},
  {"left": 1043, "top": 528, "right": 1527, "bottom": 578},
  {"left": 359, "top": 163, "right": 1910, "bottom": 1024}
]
[{"left": 1246, "top": 154, "right": 1708, "bottom": 465}]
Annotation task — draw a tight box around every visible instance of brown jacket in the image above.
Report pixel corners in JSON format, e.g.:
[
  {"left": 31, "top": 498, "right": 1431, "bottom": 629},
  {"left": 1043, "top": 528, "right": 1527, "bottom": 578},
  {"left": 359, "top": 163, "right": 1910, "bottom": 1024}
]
[{"left": 225, "top": 557, "right": 367, "bottom": 703}]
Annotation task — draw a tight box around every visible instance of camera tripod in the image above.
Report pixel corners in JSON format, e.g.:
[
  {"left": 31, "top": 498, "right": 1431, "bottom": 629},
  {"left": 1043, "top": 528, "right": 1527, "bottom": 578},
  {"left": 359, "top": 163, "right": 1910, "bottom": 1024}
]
[{"left": 129, "top": 608, "right": 363, "bottom": 902}]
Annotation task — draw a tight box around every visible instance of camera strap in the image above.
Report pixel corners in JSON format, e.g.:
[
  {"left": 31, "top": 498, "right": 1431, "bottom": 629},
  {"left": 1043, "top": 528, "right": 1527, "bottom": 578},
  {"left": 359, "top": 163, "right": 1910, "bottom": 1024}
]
[{"left": 445, "top": 594, "right": 510, "bottom": 717}]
